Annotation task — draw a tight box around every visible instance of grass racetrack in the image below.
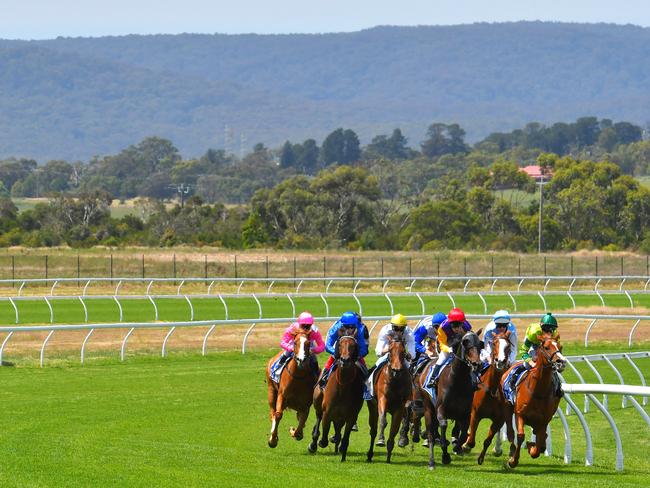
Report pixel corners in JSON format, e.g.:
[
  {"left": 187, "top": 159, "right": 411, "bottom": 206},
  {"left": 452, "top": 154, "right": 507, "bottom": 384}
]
[{"left": 0, "top": 345, "right": 648, "bottom": 487}]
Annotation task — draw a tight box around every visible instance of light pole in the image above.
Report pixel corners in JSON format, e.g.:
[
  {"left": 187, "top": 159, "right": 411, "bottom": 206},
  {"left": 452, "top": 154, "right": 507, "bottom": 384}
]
[{"left": 537, "top": 176, "right": 548, "bottom": 253}]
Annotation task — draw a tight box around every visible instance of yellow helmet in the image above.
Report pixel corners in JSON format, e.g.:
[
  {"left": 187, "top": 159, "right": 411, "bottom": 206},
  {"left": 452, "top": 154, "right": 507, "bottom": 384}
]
[{"left": 390, "top": 313, "right": 408, "bottom": 328}]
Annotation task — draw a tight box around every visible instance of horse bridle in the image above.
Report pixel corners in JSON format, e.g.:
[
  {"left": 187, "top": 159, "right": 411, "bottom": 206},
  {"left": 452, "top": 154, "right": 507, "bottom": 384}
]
[
  {"left": 334, "top": 335, "right": 359, "bottom": 386},
  {"left": 538, "top": 340, "right": 565, "bottom": 371}
]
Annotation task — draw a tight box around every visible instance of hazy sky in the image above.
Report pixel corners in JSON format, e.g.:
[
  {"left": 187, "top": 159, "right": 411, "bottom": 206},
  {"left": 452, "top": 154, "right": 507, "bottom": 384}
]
[{"left": 2, "top": 0, "right": 649, "bottom": 39}]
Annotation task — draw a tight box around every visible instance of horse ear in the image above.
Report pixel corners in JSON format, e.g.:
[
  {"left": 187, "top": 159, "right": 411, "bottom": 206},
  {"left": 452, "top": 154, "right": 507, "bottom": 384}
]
[
  {"left": 476, "top": 328, "right": 482, "bottom": 336},
  {"left": 504, "top": 330, "right": 511, "bottom": 339},
  {"left": 338, "top": 328, "right": 344, "bottom": 337},
  {"left": 353, "top": 328, "right": 358, "bottom": 337},
  {"left": 480, "top": 340, "right": 485, "bottom": 350}
]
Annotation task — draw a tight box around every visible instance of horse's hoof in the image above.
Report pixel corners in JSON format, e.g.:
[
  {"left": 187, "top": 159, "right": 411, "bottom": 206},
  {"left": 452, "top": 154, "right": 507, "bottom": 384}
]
[
  {"left": 329, "top": 434, "right": 340, "bottom": 444},
  {"left": 442, "top": 453, "right": 452, "bottom": 465},
  {"left": 398, "top": 437, "right": 409, "bottom": 448},
  {"left": 290, "top": 428, "right": 303, "bottom": 441},
  {"left": 268, "top": 438, "right": 278, "bottom": 448},
  {"left": 376, "top": 438, "right": 385, "bottom": 447},
  {"left": 493, "top": 448, "right": 503, "bottom": 457},
  {"left": 462, "top": 442, "right": 473, "bottom": 453},
  {"left": 477, "top": 454, "right": 485, "bottom": 465},
  {"left": 506, "top": 459, "right": 517, "bottom": 469},
  {"left": 307, "top": 442, "right": 318, "bottom": 454},
  {"left": 428, "top": 464, "right": 435, "bottom": 470},
  {"left": 318, "top": 439, "right": 328, "bottom": 449},
  {"left": 421, "top": 438, "right": 430, "bottom": 448}
]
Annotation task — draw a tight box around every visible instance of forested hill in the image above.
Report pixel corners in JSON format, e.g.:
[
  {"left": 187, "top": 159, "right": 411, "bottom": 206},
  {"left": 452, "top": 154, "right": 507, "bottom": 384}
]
[{"left": 2, "top": 22, "right": 650, "bottom": 161}]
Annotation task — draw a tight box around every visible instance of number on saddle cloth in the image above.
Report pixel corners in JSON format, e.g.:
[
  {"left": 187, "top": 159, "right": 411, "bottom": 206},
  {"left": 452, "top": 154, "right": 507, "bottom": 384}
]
[
  {"left": 270, "top": 352, "right": 293, "bottom": 384},
  {"left": 502, "top": 363, "right": 529, "bottom": 403}
]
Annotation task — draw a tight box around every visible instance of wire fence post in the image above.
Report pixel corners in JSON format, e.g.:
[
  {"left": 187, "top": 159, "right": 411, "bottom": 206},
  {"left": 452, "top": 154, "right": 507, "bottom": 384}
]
[
  {"left": 544, "top": 255, "right": 547, "bottom": 276},
  {"left": 234, "top": 255, "right": 238, "bottom": 279},
  {"left": 409, "top": 257, "right": 412, "bottom": 279},
  {"left": 381, "top": 257, "right": 384, "bottom": 279},
  {"left": 265, "top": 255, "right": 269, "bottom": 279},
  {"left": 77, "top": 254, "right": 80, "bottom": 287},
  {"left": 570, "top": 256, "right": 574, "bottom": 276},
  {"left": 142, "top": 254, "right": 145, "bottom": 279},
  {"left": 173, "top": 253, "right": 176, "bottom": 284},
  {"left": 45, "top": 255, "right": 48, "bottom": 280},
  {"left": 352, "top": 257, "right": 355, "bottom": 278},
  {"left": 323, "top": 256, "right": 326, "bottom": 286},
  {"left": 204, "top": 255, "right": 208, "bottom": 279},
  {"left": 491, "top": 256, "right": 494, "bottom": 276},
  {"left": 647, "top": 255, "right": 649, "bottom": 276},
  {"left": 12, "top": 255, "right": 15, "bottom": 287},
  {"left": 293, "top": 257, "right": 296, "bottom": 287},
  {"left": 620, "top": 256, "right": 624, "bottom": 276},
  {"left": 437, "top": 256, "right": 440, "bottom": 277},
  {"left": 595, "top": 256, "right": 599, "bottom": 276},
  {"left": 518, "top": 257, "right": 521, "bottom": 275},
  {"left": 110, "top": 254, "right": 113, "bottom": 282},
  {"left": 463, "top": 257, "right": 467, "bottom": 276}
]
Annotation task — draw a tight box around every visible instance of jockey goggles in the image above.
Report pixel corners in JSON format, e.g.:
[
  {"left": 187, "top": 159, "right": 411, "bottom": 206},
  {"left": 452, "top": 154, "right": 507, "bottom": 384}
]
[{"left": 450, "top": 321, "right": 464, "bottom": 330}]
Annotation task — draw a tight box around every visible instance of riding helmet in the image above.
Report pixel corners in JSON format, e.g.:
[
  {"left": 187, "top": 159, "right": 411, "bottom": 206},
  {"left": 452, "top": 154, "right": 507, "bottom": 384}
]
[
  {"left": 431, "top": 312, "right": 447, "bottom": 326},
  {"left": 447, "top": 308, "right": 465, "bottom": 322},
  {"left": 297, "top": 311, "right": 314, "bottom": 326},
  {"left": 540, "top": 313, "right": 558, "bottom": 330},
  {"left": 340, "top": 311, "right": 358, "bottom": 326},
  {"left": 493, "top": 309, "right": 511, "bottom": 325}
]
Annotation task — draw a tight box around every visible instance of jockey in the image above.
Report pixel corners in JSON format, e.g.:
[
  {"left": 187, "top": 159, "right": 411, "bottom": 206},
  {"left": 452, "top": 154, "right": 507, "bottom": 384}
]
[
  {"left": 426, "top": 307, "right": 472, "bottom": 389},
  {"left": 503, "top": 313, "right": 561, "bottom": 402},
  {"left": 479, "top": 309, "right": 518, "bottom": 366},
  {"left": 318, "top": 311, "right": 369, "bottom": 388},
  {"left": 365, "top": 314, "right": 415, "bottom": 395},
  {"left": 413, "top": 311, "right": 447, "bottom": 364},
  {"left": 276, "top": 311, "right": 325, "bottom": 377}
]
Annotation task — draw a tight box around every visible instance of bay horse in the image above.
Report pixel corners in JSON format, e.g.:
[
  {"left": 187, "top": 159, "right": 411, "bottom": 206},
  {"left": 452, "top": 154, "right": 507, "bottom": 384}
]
[
  {"left": 462, "top": 330, "right": 512, "bottom": 464},
  {"left": 419, "top": 330, "right": 482, "bottom": 469},
  {"left": 266, "top": 329, "right": 316, "bottom": 448},
  {"left": 308, "top": 330, "right": 364, "bottom": 462},
  {"left": 366, "top": 335, "right": 412, "bottom": 463},
  {"left": 501, "top": 335, "right": 566, "bottom": 469}
]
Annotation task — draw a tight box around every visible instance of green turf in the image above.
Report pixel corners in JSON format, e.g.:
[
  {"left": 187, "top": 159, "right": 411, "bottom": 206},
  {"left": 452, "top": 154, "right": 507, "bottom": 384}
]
[
  {"left": 0, "top": 348, "right": 647, "bottom": 487},
  {"left": 0, "top": 292, "right": 648, "bottom": 326}
]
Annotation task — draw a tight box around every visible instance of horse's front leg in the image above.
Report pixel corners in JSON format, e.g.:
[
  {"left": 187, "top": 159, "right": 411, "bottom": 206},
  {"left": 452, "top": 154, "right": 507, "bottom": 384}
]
[
  {"left": 318, "top": 410, "right": 332, "bottom": 449},
  {"left": 376, "top": 396, "right": 388, "bottom": 446},
  {"left": 268, "top": 392, "right": 284, "bottom": 448},
  {"left": 398, "top": 404, "right": 410, "bottom": 448},
  {"left": 308, "top": 408, "right": 322, "bottom": 453},
  {"left": 386, "top": 407, "right": 405, "bottom": 463},
  {"left": 438, "top": 411, "right": 451, "bottom": 465},
  {"left": 507, "top": 414, "right": 525, "bottom": 469},
  {"left": 340, "top": 418, "right": 355, "bottom": 462},
  {"left": 462, "top": 406, "right": 480, "bottom": 452},
  {"left": 528, "top": 424, "right": 547, "bottom": 459},
  {"left": 423, "top": 403, "right": 436, "bottom": 469},
  {"left": 290, "top": 407, "right": 309, "bottom": 441},
  {"left": 477, "top": 419, "right": 504, "bottom": 465},
  {"left": 366, "top": 399, "right": 378, "bottom": 462}
]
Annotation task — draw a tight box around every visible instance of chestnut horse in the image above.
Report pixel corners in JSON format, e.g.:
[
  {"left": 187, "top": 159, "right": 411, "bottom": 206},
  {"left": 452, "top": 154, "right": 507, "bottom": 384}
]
[
  {"left": 462, "top": 330, "right": 512, "bottom": 464},
  {"left": 501, "top": 336, "right": 566, "bottom": 469},
  {"left": 266, "top": 329, "right": 315, "bottom": 448},
  {"left": 308, "top": 331, "right": 364, "bottom": 461},
  {"left": 419, "top": 330, "right": 482, "bottom": 469},
  {"left": 366, "top": 336, "right": 412, "bottom": 463}
]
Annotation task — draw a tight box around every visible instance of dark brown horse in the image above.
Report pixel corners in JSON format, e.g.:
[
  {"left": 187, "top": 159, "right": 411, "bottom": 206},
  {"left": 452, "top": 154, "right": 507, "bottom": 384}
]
[
  {"left": 501, "top": 335, "right": 566, "bottom": 468},
  {"left": 366, "top": 336, "right": 412, "bottom": 463},
  {"left": 266, "top": 329, "right": 315, "bottom": 448},
  {"left": 462, "top": 330, "right": 512, "bottom": 464},
  {"left": 419, "top": 330, "right": 482, "bottom": 469},
  {"left": 308, "top": 331, "right": 364, "bottom": 461}
]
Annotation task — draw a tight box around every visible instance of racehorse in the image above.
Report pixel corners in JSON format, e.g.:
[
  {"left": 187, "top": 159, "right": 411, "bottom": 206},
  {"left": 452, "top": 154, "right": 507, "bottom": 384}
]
[
  {"left": 462, "top": 330, "right": 512, "bottom": 464},
  {"left": 419, "top": 330, "right": 482, "bottom": 469},
  {"left": 501, "top": 335, "right": 566, "bottom": 469},
  {"left": 308, "top": 330, "right": 364, "bottom": 461},
  {"left": 266, "top": 329, "right": 316, "bottom": 448},
  {"left": 366, "top": 335, "right": 412, "bottom": 463}
]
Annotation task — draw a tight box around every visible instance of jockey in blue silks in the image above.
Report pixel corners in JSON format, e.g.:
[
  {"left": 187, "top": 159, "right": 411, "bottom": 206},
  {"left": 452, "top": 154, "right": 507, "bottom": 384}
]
[
  {"left": 413, "top": 312, "right": 447, "bottom": 361},
  {"left": 318, "top": 311, "right": 369, "bottom": 388}
]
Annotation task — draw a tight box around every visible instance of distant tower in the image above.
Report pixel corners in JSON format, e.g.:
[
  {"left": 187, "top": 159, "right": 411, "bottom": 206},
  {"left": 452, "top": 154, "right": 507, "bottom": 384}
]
[
  {"left": 224, "top": 124, "right": 233, "bottom": 154},
  {"left": 240, "top": 133, "right": 247, "bottom": 159}
]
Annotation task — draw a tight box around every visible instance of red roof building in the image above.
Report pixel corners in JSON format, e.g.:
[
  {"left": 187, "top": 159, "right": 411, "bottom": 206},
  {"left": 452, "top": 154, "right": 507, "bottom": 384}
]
[{"left": 520, "top": 165, "right": 552, "bottom": 182}]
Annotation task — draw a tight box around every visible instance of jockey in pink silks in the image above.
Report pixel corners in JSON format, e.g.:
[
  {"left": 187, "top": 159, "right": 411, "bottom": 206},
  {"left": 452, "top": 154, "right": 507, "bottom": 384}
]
[{"left": 275, "top": 311, "right": 325, "bottom": 378}]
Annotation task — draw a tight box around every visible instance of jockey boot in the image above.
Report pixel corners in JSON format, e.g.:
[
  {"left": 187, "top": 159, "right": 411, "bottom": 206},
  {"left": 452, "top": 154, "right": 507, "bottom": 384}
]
[
  {"left": 317, "top": 367, "right": 330, "bottom": 389},
  {"left": 426, "top": 364, "right": 443, "bottom": 389}
]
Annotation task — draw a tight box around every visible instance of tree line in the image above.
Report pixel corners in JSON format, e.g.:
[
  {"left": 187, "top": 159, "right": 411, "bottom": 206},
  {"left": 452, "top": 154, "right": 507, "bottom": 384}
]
[{"left": 1, "top": 117, "right": 650, "bottom": 251}]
